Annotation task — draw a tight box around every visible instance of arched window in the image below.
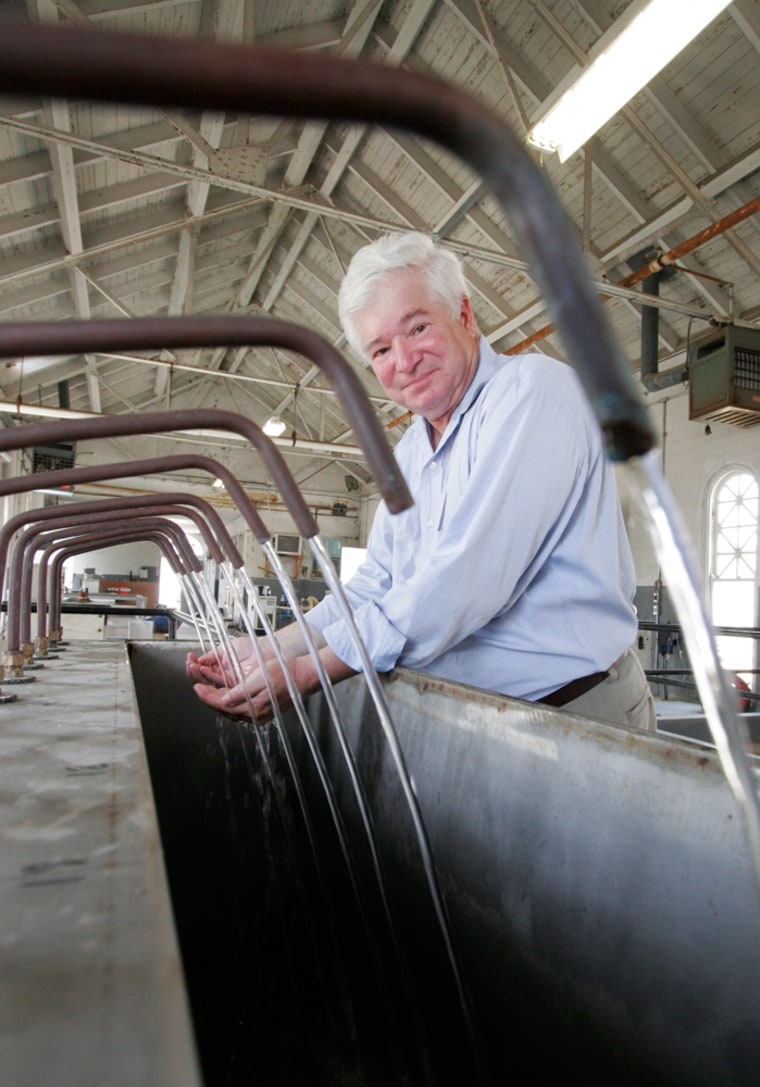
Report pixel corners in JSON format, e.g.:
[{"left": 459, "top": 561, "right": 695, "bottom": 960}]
[{"left": 709, "top": 469, "right": 759, "bottom": 680}]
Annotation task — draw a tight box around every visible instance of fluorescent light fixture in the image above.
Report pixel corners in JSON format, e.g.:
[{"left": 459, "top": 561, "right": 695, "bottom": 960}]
[
  {"left": 263, "top": 416, "right": 287, "bottom": 437},
  {"left": 212, "top": 477, "right": 225, "bottom": 489},
  {"left": 527, "top": 0, "right": 732, "bottom": 162}
]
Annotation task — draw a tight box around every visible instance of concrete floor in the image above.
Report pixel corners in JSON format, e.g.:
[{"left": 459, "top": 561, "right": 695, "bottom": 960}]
[{"left": 0, "top": 641, "right": 201, "bottom": 1087}]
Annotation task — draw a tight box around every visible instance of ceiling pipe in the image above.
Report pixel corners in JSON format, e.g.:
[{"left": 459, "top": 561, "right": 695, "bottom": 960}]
[
  {"left": 639, "top": 269, "right": 687, "bottom": 393},
  {"left": 626, "top": 247, "right": 685, "bottom": 394},
  {"left": 507, "top": 194, "right": 760, "bottom": 356}
]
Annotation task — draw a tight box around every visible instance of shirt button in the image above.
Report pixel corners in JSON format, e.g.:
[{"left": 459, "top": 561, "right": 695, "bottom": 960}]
[
  {"left": 426, "top": 520, "right": 434, "bottom": 529},
  {"left": 430, "top": 461, "right": 437, "bottom": 470}
]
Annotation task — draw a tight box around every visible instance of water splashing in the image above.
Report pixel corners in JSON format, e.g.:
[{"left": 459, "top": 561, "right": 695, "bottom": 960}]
[
  {"left": 627, "top": 450, "right": 760, "bottom": 897},
  {"left": 307, "top": 532, "right": 483, "bottom": 1076}
]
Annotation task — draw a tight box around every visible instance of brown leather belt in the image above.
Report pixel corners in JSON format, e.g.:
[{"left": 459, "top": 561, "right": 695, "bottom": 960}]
[{"left": 538, "top": 669, "right": 610, "bottom": 708}]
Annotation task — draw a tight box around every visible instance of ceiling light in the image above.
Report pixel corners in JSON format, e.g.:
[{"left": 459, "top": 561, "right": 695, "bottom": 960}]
[
  {"left": 263, "top": 416, "right": 287, "bottom": 437},
  {"left": 527, "top": 0, "right": 732, "bottom": 163},
  {"left": 212, "top": 478, "right": 225, "bottom": 489}
]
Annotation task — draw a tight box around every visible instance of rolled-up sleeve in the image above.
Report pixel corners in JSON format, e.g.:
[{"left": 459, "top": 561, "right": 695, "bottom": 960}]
[{"left": 306, "top": 500, "right": 408, "bottom": 671}]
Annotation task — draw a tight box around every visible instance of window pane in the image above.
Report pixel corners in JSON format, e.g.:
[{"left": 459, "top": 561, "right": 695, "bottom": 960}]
[{"left": 710, "top": 472, "right": 759, "bottom": 676}]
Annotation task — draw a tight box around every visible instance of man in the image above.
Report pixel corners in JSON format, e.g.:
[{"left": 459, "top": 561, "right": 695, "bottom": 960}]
[{"left": 189, "top": 232, "right": 654, "bottom": 731}]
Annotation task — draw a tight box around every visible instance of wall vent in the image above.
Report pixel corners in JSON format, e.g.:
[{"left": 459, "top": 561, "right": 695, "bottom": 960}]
[
  {"left": 688, "top": 325, "right": 760, "bottom": 428},
  {"left": 31, "top": 441, "right": 76, "bottom": 473}
]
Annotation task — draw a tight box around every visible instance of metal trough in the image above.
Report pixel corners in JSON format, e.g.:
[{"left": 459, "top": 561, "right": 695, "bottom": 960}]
[{"left": 130, "top": 642, "right": 760, "bottom": 1087}]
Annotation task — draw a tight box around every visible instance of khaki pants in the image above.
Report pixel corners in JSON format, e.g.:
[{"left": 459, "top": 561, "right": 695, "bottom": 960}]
[{"left": 561, "top": 647, "right": 656, "bottom": 731}]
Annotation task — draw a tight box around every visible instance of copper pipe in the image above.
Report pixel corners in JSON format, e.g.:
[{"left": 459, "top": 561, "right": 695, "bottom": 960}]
[
  {"left": 45, "top": 530, "right": 193, "bottom": 639},
  {"left": 617, "top": 197, "right": 760, "bottom": 288},
  {"left": 26, "top": 499, "right": 234, "bottom": 641},
  {"left": 10, "top": 515, "right": 200, "bottom": 652},
  {"left": 508, "top": 194, "right": 760, "bottom": 355},
  {"left": 0, "top": 19, "right": 653, "bottom": 458},
  {"left": 1, "top": 491, "right": 243, "bottom": 606},
  {"left": 0, "top": 318, "right": 411, "bottom": 513}
]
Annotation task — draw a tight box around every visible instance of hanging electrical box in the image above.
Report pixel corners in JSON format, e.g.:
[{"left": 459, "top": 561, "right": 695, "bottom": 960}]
[{"left": 688, "top": 325, "right": 760, "bottom": 428}]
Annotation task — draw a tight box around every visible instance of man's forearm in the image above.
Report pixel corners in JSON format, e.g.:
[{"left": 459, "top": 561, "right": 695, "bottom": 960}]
[
  {"left": 293, "top": 643, "right": 358, "bottom": 699},
  {"left": 262, "top": 618, "right": 326, "bottom": 660}
]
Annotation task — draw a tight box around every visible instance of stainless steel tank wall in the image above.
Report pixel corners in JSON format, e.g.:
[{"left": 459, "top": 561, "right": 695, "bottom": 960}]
[{"left": 130, "top": 642, "right": 760, "bottom": 1087}]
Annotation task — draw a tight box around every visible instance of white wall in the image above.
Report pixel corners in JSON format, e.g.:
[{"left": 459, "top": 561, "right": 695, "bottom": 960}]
[
  {"left": 617, "top": 386, "right": 760, "bottom": 594},
  {"left": 65, "top": 540, "right": 162, "bottom": 580}
]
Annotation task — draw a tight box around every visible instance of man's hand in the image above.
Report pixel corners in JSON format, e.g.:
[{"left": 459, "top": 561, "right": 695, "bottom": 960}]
[
  {"left": 187, "top": 625, "right": 358, "bottom": 725},
  {"left": 193, "top": 654, "right": 310, "bottom": 724},
  {"left": 185, "top": 634, "right": 281, "bottom": 688}
]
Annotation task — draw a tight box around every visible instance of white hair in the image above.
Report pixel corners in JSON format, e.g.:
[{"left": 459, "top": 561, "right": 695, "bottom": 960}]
[{"left": 338, "top": 232, "right": 470, "bottom": 358}]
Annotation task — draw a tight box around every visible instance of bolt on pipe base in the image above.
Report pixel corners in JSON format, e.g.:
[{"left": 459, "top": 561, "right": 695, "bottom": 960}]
[{"left": 3, "top": 651, "right": 35, "bottom": 681}]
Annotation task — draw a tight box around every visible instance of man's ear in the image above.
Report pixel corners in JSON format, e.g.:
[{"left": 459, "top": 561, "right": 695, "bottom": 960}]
[{"left": 460, "top": 295, "right": 478, "bottom": 334}]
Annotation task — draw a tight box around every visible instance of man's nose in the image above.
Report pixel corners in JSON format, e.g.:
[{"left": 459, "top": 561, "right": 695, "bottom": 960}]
[{"left": 392, "top": 336, "right": 417, "bottom": 372}]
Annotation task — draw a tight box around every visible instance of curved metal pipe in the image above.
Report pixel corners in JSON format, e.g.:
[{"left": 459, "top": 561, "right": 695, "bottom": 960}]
[
  {"left": 0, "top": 455, "right": 270, "bottom": 540},
  {"left": 45, "top": 531, "right": 194, "bottom": 645},
  {"left": 0, "top": 411, "right": 324, "bottom": 538},
  {"left": 639, "top": 272, "right": 687, "bottom": 393},
  {"left": 11, "top": 517, "right": 199, "bottom": 654},
  {"left": 25, "top": 499, "right": 230, "bottom": 643},
  {"left": 0, "top": 19, "right": 654, "bottom": 459},
  {"left": 0, "top": 320, "right": 411, "bottom": 514},
  {"left": 2, "top": 492, "right": 240, "bottom": 615}
]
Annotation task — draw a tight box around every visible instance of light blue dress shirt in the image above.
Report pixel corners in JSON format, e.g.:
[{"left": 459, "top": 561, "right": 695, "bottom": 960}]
[{"left": 307, "top": 337, "right": 638, "bottom": 702}]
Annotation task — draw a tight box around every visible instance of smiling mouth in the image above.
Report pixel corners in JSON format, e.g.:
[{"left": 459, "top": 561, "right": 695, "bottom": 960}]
[{"left": 402, "top": 370, "right": 434, "bottom": 392}]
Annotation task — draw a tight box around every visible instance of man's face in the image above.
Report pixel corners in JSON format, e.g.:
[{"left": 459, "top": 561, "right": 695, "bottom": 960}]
[{"left": 354, "top": 268, "right": 479, "bottom": 436}]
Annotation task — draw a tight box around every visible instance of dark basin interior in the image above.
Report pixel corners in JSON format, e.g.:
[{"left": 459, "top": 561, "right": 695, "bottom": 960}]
[{"left": 130, "top": 641, "right": 760, "bottom": 1087}]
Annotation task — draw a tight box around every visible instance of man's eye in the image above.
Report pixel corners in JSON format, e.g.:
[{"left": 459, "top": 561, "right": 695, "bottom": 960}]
[{"left": 413, "top": 323, "right": 427, "bottom": 335}]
